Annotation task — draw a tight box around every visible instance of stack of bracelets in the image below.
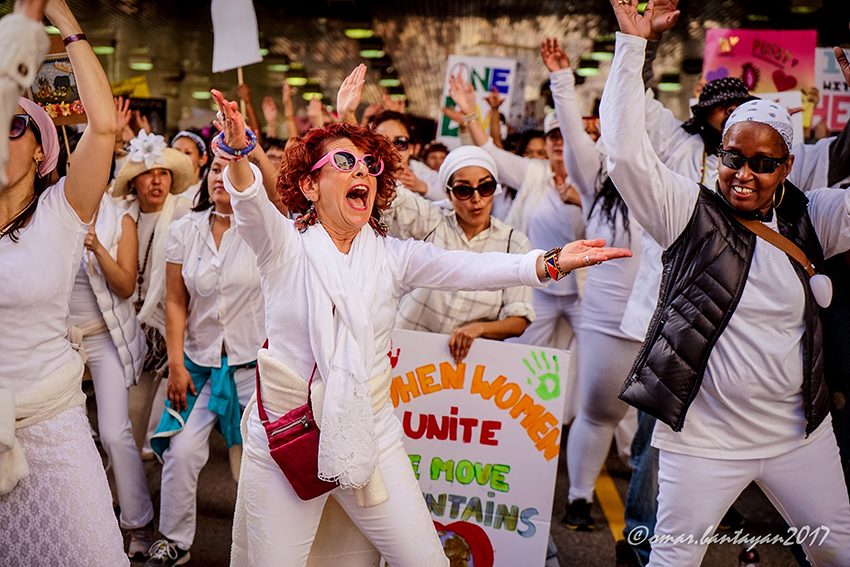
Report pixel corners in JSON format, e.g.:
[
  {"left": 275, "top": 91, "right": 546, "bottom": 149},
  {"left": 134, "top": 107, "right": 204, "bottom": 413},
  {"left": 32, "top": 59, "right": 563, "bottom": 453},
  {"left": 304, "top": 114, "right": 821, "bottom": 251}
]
[
  {"left": 543, "top": 247, "right": 571, "bottom": 281},
  {"left": 211, "top": 128, "right": 257, "bottom": 161}
]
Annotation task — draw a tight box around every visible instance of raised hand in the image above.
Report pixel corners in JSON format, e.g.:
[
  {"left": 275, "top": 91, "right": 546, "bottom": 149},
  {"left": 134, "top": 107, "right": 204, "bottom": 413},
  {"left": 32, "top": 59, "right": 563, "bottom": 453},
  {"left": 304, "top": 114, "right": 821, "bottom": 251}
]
[
  {"left": 448, "top": 73, "right": 477, "bottom": 115},
  {"left": 441, "top": 106, "right": 465, "bottom": 125},
  {"left": 558, "top": 238, "right": 632, "bottom": 272},
  {"left": 609, "top": 0, "right": 679, "bottom": 40},
  {"left": 381, "top": 93, "right": 406, "bottom": 114},
  {"left": 261, "top": 96, "right": 278, "bottom": 124},
  {"left": 541, "top": 38, "right": 570, "bottom": 72},
  {"left": 485, "top": 87, "right": 504, "bottom": 110},
  {"left": 835, "top": 47, "right": 850, "bottom": 87},
  {"left": 337, "top": 64, "right": 367, "bottom": 124},
  {"left": 211, "top": 88, "right": 248, "bottom": 149},
  {"left": 237, "top": 83, "right": 252, "bottom": 103}
]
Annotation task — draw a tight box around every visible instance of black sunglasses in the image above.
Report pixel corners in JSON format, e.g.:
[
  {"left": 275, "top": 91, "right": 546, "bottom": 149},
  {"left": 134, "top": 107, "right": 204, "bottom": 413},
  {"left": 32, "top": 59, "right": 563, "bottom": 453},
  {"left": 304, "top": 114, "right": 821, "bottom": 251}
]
[
  {"left": 448, "top": 180, "right": 498, "bottom": 200},
  {"left": 718, "top": 148, "right": 788, "bottom": 174},
  {"left": 10, "top": 114, "right": 35, "bottom": 140},
  {"left": 392, "top": 136, "right": 410, "bottom": 151}
]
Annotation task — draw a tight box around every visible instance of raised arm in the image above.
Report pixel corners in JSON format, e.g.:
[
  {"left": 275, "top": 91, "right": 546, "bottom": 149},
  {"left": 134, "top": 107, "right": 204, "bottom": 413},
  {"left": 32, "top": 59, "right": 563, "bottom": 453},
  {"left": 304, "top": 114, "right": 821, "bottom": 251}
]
[
  {"left": 212, "top": 89, "right": 297, "bottom": 270},
  {"left": 827, "top": 48, "right": 850, "bottom": 186},
  {"left": 485, "top": 88, "right": 505, "bottom": 148},
  {"left": 336, "top": 64, "right": 366, "bottom": 126},
  {"left": 48, "top": 0, "right": 116, "bottom": 223},
  {"left": 543, "top": 38, "right": 604, "bottom": 205},
  {"left": 602, "top": 1, "right": 698, "bottom": 248},
  {"left": 448, "top": 74, "right": 490, "bottom": 148}
]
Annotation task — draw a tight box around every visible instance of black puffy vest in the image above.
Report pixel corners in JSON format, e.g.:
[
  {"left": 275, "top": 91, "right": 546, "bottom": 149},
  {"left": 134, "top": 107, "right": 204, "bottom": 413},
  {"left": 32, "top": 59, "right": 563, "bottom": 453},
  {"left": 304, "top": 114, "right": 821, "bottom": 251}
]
[{"left": 619, "top": 183, "right": 829, "bottom": 435}]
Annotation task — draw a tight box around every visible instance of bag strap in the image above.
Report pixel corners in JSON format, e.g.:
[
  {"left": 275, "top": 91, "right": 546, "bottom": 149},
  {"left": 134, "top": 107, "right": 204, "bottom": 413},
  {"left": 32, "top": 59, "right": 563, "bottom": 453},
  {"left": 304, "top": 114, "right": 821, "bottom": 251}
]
[
  {"left": 255, "top": 338, "right": 317, "bottom": 426},
  {"left": 733, "top": 215, "right": 816, "bottom": 278}
]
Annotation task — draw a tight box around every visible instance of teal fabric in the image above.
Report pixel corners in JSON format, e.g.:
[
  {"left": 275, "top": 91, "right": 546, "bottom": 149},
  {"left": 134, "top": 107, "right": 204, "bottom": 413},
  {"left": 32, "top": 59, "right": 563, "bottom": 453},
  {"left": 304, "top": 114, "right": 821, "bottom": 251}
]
[{"left": 151, "top": 353, "right": 253, "bottom": 459}]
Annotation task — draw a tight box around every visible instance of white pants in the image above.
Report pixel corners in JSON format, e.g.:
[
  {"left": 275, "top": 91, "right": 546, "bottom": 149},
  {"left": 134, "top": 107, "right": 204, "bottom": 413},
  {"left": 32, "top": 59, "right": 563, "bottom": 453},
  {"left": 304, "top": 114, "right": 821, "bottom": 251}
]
[
  {"left": 0, "top": 406, "right": 129, "bottom": 566},
  {"left": 567, "top": 330, "right": 641, "bottom": 502},
  {"left": 159, "top": 367, "right": 254, "bottom": 549},
  {"left": 85, "top": 331, "right": 154, "bottom": 529},
  {"left": 650, "top": 429, "right": 850, "bottom": 566},
  {"left": 240, "top": 404, "right": 449, "bottom": 567}
]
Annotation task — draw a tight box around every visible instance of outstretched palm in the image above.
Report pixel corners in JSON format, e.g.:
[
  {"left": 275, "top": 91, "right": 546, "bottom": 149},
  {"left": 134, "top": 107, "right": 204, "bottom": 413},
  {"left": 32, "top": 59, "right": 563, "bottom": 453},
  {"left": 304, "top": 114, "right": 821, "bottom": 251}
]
[
  {"left": 540, "top": 38, "right": 570, "bottom": 72},
  {"left": 337, "top": 64, "right": 367, "bottom": 120},
  {"left": 448, "top": 74, "right": 477, "bottom": 115},
  {"left": 558, "top": 238, "right": 632, "bottom": 271}
]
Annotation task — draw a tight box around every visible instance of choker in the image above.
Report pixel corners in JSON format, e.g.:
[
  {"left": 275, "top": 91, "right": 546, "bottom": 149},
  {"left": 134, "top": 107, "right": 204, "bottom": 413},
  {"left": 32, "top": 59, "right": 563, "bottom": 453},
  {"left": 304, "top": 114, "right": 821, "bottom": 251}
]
[{"left": 211, "top": 210, "right": 233, "bottom": 219}]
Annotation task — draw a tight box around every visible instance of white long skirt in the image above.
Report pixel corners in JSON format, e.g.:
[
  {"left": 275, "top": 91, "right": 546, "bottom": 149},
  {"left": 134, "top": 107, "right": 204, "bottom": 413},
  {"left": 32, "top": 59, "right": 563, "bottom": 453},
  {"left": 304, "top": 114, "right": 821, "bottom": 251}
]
[{"left": 0, "top": 405, "right": 129, "bottom": 566}]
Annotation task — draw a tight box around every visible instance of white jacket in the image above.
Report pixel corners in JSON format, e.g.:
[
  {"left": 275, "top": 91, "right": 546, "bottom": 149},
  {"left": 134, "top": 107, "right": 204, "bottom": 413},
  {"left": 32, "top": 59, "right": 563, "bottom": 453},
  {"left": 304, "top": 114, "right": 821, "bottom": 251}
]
[{"left": 86, "top": 196, "right": 147, "bottom": 387}]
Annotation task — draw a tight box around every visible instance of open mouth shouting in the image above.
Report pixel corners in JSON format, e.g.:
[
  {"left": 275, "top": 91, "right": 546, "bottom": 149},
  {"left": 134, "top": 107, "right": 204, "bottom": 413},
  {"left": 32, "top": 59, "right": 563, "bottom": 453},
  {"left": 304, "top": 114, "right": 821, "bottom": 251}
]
[{"left": 346, "top": 184, "right": 370, "bottom": 211}]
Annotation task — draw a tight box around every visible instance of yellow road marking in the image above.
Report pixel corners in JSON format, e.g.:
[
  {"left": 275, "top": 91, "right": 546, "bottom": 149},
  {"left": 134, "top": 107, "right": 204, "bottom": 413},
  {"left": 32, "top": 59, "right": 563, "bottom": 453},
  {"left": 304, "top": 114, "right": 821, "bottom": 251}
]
[{"left": 596, "top": 464, "right": 626, "bottom": 542}]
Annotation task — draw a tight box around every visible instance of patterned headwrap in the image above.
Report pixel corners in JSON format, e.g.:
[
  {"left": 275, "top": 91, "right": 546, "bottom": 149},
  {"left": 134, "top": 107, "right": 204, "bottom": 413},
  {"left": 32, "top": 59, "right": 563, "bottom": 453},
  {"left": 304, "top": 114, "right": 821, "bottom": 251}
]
[{"left": 723, "top": 99, "right": 793, "bottom": 153}]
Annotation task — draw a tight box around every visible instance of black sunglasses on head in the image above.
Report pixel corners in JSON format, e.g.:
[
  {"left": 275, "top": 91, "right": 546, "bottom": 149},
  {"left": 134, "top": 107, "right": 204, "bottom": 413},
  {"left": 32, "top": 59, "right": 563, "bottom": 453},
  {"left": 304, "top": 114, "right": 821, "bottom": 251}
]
[
  {"left": 447, "top": 180, "right": 498, "bottom": 200},
  {"left": 392, "top": 136, "right": 410, "bottom": 151},
  {"left": 9, "top": 114, "right": 36, "bottom": 140},
  {"left": 718, "top": 148, "right": 788, "bottom": 174}
]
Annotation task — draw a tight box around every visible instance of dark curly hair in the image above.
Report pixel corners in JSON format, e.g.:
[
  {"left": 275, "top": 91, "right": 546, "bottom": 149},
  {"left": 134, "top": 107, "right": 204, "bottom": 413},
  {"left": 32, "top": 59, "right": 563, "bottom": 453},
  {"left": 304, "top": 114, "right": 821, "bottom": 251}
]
[{"left": 277, "top": 122, "right": 400, "bottom": 222}]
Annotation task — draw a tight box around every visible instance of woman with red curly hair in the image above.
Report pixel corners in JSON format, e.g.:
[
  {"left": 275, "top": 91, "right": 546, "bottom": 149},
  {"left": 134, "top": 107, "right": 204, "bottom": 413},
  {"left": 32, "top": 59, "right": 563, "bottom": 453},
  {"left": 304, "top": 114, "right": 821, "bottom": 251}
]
[{"left": 209, "top": 66, "right": 630, "bottom": 566}]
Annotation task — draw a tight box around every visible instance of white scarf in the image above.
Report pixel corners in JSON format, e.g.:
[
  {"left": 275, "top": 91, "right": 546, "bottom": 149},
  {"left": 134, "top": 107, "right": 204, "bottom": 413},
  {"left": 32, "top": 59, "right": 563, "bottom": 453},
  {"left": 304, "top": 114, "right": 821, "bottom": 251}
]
[
  {"left": 132, "top": 193, "right": 179, "bottom": 334},
  {"left": 301, "top": 223, "right": 384, "bottom": 488}
]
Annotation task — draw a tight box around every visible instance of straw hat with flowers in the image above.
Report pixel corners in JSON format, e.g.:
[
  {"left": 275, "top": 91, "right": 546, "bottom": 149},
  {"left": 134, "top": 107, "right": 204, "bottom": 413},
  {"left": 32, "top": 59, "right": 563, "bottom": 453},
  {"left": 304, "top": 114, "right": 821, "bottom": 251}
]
[{"left": 112, "top": 130, "right": 194, "bottom": 197}]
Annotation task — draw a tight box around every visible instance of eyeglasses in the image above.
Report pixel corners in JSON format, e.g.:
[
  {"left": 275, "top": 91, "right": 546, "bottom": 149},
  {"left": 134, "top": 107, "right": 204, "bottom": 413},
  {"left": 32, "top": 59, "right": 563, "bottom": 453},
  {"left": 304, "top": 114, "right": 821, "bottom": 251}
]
[
  {"left": 311, "top": 149, "right": 384, "bottom": 176},
  {"left": 392, "top": 136, "right": 410, "bottom": 152},
  {"left": 447, "top": 180, "right": 498, "bottom": 200},
  {"left": 718, "top": 148, "right": 788, "bottom": 174},
  {"left": 10, "top": 114, "right": 35, "bottom": 140}
]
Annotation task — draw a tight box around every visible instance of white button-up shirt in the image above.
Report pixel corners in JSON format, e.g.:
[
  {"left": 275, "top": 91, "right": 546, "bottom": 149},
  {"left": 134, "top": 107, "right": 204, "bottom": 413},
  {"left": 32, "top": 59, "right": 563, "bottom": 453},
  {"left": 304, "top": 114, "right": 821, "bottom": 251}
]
[{"left": 165, "top": 210, "right": 265, "bottom": 367}]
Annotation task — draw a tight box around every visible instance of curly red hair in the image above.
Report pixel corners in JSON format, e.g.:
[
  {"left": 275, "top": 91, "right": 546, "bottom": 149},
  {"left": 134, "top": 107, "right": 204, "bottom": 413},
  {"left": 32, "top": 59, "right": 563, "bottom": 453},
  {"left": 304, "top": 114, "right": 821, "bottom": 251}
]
[{"left": 277, "top": 123, "right": 400, "bottom": 220}]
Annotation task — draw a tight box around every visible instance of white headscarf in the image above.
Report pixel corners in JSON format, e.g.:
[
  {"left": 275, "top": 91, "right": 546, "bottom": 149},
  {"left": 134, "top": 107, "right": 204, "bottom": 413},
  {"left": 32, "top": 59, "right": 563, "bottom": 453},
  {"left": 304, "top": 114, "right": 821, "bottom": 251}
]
[
  {"left": 437, "top": 145, "right": 500, "bottom": 194},
  {"left": 723, "top": 99, "right": 793, "bottom": 153}
]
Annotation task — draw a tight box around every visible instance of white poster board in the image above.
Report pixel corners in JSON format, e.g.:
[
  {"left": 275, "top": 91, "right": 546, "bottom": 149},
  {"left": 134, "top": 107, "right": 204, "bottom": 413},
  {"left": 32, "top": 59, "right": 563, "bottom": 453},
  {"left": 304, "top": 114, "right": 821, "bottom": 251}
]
[
  {"left": 813, "top": 47, "right": 850, "bottom": 132},
  {"left": 390, "top": 330, "right": 569, "bottom": 567},
  {"left": 211, "top": 0, "right": 262, "bottom": 73},
  {"left": 438, "top": 55, "right": 520, "bottom": 149}
]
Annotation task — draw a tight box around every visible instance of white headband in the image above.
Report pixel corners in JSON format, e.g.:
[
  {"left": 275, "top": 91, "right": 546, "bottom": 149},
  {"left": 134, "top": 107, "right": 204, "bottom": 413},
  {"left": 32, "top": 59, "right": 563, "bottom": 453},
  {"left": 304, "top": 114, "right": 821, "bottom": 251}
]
[{"left": 723, "top": 99, "right": 793, "bottom": 153}]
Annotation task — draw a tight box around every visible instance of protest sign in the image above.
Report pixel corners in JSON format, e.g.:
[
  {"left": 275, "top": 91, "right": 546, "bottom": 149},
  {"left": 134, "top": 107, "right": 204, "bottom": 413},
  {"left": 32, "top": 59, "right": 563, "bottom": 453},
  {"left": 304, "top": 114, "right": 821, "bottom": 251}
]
[
  {"left": 211, "top": 0, "right": 262, "bottom": 73},
  {"left": 703, "top": 29, "right": 816, "bottom": 126},
  {"left": 812, "top": 47, "right": 850, "bottom": 133},
  {"left": 439, "top": 55, "right": 520, "bottom": 148},
  {"left": 391, "top": 330, "right": 569, "bottom": 567}
]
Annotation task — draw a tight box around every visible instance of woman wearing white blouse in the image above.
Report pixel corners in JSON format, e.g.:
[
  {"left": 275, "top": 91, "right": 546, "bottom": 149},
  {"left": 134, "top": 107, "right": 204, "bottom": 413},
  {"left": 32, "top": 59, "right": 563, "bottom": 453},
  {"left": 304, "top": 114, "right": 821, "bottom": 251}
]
[
  {"left": 602, "top": 1, "right": 850, "bottom": 565},
  {"left": 144, "top": 155, "right": 265, "bottom": 566},
  {"left": 209, "top": 62, "right": 630, "bottom": 565}
]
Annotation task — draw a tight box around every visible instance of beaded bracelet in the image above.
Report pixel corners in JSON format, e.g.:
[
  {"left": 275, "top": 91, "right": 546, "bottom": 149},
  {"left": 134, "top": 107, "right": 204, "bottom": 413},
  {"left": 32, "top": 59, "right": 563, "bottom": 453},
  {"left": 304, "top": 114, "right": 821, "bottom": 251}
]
[
  {"left": 462, "top": 112, "right": 479, "bottom": 125},
  {"left": 543, "top": 247, "right": 571, "bottom": 281},
  {"left": 213, "top": 128, "right": 257, "bottom": 160},
  {"left": 210, "top": 136, "right": 244, "bottom": 162},
  {"left": 63, "top": 33, "right": 88, "bottom": 47}
]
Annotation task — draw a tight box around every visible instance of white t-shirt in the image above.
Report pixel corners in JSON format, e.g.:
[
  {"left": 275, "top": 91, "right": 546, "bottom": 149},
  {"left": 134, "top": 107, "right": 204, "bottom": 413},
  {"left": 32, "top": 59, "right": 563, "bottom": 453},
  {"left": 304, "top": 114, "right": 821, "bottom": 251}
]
[
  {"left": 164, "top": 210, "right": 265, "bottom": 367},
  {"left": 602, "top": 33, "right": 850, "bottom": 458},
  {"left": 224, "top": 163, "right": 546, "bottom": 386},
  {"left": 0, "top": 180, "right": 88, "bottom": 390}
]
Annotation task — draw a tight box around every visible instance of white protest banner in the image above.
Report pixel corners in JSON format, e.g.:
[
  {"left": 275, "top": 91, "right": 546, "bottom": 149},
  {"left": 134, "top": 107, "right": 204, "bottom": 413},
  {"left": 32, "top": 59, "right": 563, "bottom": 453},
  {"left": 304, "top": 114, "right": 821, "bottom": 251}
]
[
  {"left": 812, "top": 47, "right": 850, "bottom": 133},
  {"left": 390, "top": 330, "right": 569, "bottom": 567},
  {"left": 439, "top": 55, "right": 520, "bottom": 149},
  {"left": 211, "top": 0, "right": 262, "bottom": 74}
]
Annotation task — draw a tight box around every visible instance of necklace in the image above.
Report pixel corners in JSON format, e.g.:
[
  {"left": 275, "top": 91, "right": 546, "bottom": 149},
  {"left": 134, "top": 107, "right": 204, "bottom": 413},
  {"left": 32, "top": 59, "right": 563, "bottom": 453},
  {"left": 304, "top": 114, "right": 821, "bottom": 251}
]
[
  {"left": 0, "top": 196, "right": 37, "bottom": 238},
  {"left": 135, "top": 228, "right": 155, "bottom": 311},
  {"left": 210, "top": 210, "right": 233, "bottom": 219},
  {"left": 699, "top": 151, "right": 708, "bottom": 185}
]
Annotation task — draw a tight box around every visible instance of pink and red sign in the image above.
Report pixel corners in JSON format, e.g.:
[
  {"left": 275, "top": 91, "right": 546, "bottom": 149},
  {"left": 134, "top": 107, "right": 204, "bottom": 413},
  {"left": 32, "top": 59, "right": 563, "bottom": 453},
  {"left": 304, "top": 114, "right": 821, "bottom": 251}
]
[{"left": 703, "top": 29, "right": 816, "bottom": 94}]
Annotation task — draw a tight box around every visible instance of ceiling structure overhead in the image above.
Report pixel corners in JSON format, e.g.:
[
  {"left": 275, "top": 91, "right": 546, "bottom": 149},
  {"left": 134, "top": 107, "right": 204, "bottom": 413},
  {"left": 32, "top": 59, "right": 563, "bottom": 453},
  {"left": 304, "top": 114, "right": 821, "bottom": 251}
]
[{"left": 4, "top": 0, "right": 847, "bottom": 131}]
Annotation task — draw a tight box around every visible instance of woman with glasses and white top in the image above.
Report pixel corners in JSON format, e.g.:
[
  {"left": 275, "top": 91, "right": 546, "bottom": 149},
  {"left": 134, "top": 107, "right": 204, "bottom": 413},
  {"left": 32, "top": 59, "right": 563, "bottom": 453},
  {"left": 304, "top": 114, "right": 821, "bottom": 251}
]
[
  {"left": 143, "top": 154, "right": 265, "bottom": 566},
  {"left": 387, "top": 146, "right": 535, "bottom": 363},
  {"left": 603, "top": 2, "right": 850, "bottom": 564},
  {"left": 210, "top": 60, "right": 630, "bottom": 565}
]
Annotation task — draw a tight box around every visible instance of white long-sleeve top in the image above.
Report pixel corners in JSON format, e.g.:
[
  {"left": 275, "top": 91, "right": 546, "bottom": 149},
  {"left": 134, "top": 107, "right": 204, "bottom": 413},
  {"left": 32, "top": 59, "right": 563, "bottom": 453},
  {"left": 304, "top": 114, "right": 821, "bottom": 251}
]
[
  {"left": 550, "top": 68, "right": 642, "bottom": 339},
  {"left": 164, "top": 211, "right": 265, "bottom": 367},
  {"left": 481, "top": 140, "right": 585, "bottom": 296},
  {"left": 224, "top": 163, "right": 546, "bottom": 385},
  {"left": 601, "top": 33, "right": 850, "bottom": 459}
]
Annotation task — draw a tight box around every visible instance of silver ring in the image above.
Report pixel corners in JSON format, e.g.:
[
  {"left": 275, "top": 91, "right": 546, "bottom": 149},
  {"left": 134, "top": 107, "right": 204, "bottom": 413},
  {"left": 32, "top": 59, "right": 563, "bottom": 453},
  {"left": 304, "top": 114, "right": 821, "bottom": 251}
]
[
  {"left": 216, "top": 110, "right": 225, "bottom": 122},
  {"left": 584, "top": 254, "right": 591, "bottom": 266}
]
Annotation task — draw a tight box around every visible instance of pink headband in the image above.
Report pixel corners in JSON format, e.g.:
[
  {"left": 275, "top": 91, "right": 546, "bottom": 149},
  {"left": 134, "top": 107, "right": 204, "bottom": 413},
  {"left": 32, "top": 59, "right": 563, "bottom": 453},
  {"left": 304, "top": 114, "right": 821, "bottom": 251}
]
[{"left": 18, "top": 97, "right": 59, "bottom": 177}]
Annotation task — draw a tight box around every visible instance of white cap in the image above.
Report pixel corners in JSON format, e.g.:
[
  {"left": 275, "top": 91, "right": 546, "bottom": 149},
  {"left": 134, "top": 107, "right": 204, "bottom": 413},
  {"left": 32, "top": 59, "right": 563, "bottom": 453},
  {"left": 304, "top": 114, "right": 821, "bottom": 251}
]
[{"left": 544, "top": 111, "right": 560, "bottom": 136}]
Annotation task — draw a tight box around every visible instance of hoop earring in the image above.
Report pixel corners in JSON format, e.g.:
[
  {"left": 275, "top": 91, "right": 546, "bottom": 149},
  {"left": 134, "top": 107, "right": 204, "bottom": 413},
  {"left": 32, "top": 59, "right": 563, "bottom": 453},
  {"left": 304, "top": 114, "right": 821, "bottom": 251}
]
[
  {"left": 773, "top": 182, "right": 786, "bottom": 208},
  {"left": 295, "top": 203, "right": 318, "bottom": 233}
]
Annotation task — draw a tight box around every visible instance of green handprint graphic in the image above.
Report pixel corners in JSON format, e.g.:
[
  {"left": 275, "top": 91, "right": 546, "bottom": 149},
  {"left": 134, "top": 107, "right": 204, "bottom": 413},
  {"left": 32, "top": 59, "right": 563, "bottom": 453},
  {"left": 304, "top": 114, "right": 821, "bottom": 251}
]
[{"left": 524, "top": 350, "right": 561, "bottom": 400}]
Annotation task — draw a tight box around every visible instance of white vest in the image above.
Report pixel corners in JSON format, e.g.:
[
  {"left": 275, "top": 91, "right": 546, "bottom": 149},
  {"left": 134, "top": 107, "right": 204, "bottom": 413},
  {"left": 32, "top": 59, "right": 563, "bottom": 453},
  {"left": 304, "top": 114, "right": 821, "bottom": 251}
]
[{"left": 85, "top": 196, "right": 147, "bottom": 387}]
